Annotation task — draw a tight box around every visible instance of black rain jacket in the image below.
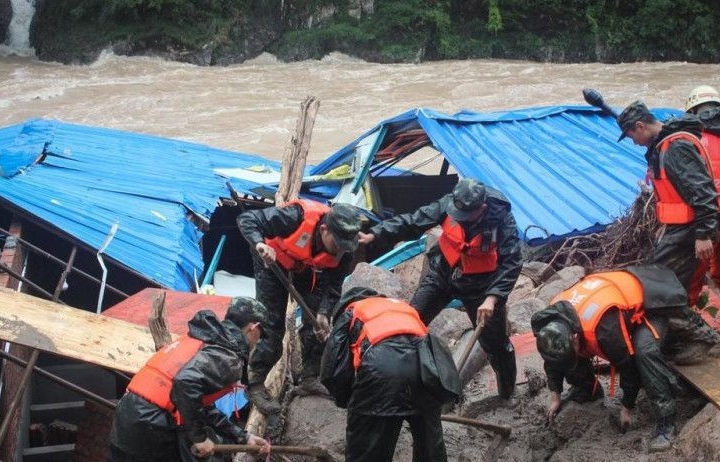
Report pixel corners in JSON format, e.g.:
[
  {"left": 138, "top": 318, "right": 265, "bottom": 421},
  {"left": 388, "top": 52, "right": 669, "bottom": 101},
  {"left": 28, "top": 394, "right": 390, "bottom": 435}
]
[
  {"left": 368, "top": 187, "right": 522, "bottom": 304},
  {"left": 530, "top": 265, "right": 685, "bottom": 410},
  {"left": 320, "top": 292, "right": 445, "bottom": 415},
  {"left": 237, "top": 204, "right": 352, "bottom": 316},
  {"left": 110, "top": 310, "right": 251, "bottom": 459},
  {"left": 647, "top": 115, "right": 718, "bottom": 240}
]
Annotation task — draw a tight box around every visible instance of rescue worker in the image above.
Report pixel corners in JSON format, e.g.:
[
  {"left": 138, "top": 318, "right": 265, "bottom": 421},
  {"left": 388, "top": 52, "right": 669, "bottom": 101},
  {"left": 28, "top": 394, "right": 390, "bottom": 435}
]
[
  {"left": 320, "top": 286, "right": 450, "bottom": 462},
  {"left": 237, "top": 201, "right": 362, "bottom": 413},
  {"left": 617, "top": 101, "right": 720, "bottom": 360},
  {"left": 684, "top": 85, "right": 720, "bottom": 306},
  {"left": 109, "top": 297, "right": 271, "bottom": 462},
  {"left": 358, "top": 178, "right": 522, "bottom": 404},
  {"left": 531, "top": 265, "right": 686, "bottom": 453}
]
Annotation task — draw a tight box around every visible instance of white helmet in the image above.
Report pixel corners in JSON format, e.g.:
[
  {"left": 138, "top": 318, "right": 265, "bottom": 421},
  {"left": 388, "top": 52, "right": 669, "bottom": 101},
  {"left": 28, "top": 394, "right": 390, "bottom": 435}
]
[{"left": 685, "top": 85, "right": 720, "bottom": 112}]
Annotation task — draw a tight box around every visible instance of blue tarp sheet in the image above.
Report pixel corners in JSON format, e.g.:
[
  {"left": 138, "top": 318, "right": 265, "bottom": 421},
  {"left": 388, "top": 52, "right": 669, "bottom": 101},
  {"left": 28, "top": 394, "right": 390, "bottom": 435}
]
[
  {"left": 0, "top": 118, "right": 282, "bottom": 291},
  {"left": 312, "top": 106, "right": 683, "bottom": 244},
  {"left": 0, "top": 105, "right": 684, "bottom": 292}
]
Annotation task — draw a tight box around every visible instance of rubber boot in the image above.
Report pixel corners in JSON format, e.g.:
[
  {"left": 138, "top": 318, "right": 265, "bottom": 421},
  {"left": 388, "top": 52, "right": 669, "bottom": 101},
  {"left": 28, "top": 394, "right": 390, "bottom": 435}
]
[
  {"left": 489, "top": 342, "right": 517, "bottom": 407},
  {"left": 648, "top": 416, "right": 676, "bottom": 453},
  {"left": 248, "top": 383, "right": 281, "bottom": 415}
]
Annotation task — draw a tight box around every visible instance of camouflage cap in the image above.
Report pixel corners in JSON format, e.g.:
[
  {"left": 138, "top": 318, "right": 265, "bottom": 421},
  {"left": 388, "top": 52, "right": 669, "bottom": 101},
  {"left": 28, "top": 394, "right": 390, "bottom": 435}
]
[
  {"left": 326, "top": 203, "right": 362, "bottom": 253},
  {"left": 535, "top": 320, "right": 576, "bottom": 366},
  {"left": 225, "top": 296, "right": 269, "bottom": 328},
  {"left": 617, "top": 100, "right": 653, "bottom": 141},
  {"left": 448, "top": 178, "right": 487, "bottom": 223}
]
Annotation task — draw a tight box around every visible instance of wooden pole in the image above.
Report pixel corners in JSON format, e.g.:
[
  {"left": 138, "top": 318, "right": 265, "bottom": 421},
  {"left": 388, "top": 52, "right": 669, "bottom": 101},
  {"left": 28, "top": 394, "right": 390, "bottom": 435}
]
[
  {"left": 215, "top": 443, "right": 335, "bottom": 461},
  {"left": 275, "top": 96, "right": 320, "bottom": 206},
  {"left": 456, "top": 323, "right": 484, "bottom": 373},
  {"left": 244, "top": 97, "right": 320, "bottom": 452},
  {"left": 440, "top": 414, "right": 511, "bottom": 438}
]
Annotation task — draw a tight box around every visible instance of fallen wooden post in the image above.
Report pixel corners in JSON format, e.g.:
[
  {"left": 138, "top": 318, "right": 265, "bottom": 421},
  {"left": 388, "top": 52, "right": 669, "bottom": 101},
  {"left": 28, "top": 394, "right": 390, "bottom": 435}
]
[
  {"left": 214, "top": 443, "right": 335, "bottom": 461},
  {"left": 441, "top": 413, "right": 512, "bottom": 438}
]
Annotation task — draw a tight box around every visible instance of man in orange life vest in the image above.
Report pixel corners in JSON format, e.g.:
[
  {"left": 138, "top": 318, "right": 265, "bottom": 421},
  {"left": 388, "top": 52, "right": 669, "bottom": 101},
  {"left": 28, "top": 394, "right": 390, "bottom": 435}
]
[
  {"left": 238, "top": 201, "right": 362, "bottom": 413},
  {"left": 531, "top": 265, "right": 687, "bottom": 453},
  {"left": 320, "top": 286, "right": 454, "bottom": 462},
  {"left": 358, "top": 178, "right": 523, "bottom": 404},
  {"left": 684, "top": 85, "right": 720, "bottom": 307},
  {"left": 617, "top": 101, "right": 720, "bottom": 357},
  {"left": 109, "top": 297, "right": 270, "bottom": 462}
]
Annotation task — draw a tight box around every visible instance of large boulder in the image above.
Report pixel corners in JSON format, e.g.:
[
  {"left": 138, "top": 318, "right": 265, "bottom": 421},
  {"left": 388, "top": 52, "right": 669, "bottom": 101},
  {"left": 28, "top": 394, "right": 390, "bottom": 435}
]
[
  {"left": 508, "top": 297, "right": 546, "bottom": 334},
  {"left": 343, "top": 262, "right": 405, "bottom": 299}
]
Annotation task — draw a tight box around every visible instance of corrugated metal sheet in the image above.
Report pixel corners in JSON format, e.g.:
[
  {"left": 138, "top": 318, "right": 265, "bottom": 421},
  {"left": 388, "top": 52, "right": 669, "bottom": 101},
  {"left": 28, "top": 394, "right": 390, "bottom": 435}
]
[
  {"left": 0, "top": 119, "right": 281, "bottom": 291},
  {"left": 311, "top": 106, "right": 683, "bottom": 244},
  {"left": 0, "top": 105, "right": 685, "bottom": 292}
]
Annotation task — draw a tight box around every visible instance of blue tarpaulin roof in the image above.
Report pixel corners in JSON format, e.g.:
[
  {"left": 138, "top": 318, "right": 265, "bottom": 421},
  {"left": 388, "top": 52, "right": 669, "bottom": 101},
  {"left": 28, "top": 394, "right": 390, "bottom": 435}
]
[
  {"left": 0, "top": 118, "right": 282, "bottom": 291},
  {"left": 0, "top": 106, "right": 685, "bottom": 292},
  {"left": 312, "top": 105, "right": 683, "bottom": 244}
]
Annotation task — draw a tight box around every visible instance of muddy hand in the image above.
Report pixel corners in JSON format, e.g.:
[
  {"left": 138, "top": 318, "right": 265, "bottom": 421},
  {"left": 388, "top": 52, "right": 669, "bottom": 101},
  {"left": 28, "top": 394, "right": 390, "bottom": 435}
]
[
  {"left": 358, "top": 231, "right": 375, "bottom": 245},
  {"left": 314, "top": 313, "right": 330, "bottom": 342},
  {"left": 255, "top": 242, "right": 277, "bottom": 266},
  {"left": 546, "top": 392, "right": 562, "bottom": 425}
]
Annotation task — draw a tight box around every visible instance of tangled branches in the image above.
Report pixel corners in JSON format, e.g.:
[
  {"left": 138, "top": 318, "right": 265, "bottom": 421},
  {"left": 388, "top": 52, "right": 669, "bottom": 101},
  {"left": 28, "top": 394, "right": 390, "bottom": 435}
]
[{"left": 539, "top": 187, "right": 659, "bottom": 272}]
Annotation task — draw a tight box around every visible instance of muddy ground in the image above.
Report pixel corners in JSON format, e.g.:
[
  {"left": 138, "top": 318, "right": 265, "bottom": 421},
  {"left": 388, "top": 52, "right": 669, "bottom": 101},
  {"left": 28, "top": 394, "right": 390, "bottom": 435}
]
[{"left": 269, "top": 259, "right": 720, "bottom": 462}]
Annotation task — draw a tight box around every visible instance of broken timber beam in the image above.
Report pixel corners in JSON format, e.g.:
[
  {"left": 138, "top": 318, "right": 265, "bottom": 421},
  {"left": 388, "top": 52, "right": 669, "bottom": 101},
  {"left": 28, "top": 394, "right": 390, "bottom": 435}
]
[{"left": 244, "top": 96, "right": 320, "bottom": 450}]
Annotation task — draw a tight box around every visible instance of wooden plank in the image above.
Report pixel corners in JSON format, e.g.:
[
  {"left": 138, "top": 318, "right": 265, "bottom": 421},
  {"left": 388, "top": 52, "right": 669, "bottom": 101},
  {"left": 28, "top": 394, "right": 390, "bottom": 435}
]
[
  {"left": 673, "top": 357, "right": 720, "bottom": 408},
  {"left": 0, "top": 287, "right": 156, "bottom": 374}
]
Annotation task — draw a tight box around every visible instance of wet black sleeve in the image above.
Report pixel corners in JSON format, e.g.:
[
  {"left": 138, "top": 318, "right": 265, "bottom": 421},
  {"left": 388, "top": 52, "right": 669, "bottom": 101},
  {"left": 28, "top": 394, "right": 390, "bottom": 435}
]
[
  {"left": 320, "top": 311, "right": 354, "bottom": 407},
  {"left": 237, "top": 204, "right": 304, "bottom": 247},
  {"left": 171, "top": 347, "right": 245, "bottom": 443},
  {"left": 596, "top": 311, "right": 640, "bottom": 410},
  {"left": 368, "top": 195, "right": 451, "bottom": 250}
]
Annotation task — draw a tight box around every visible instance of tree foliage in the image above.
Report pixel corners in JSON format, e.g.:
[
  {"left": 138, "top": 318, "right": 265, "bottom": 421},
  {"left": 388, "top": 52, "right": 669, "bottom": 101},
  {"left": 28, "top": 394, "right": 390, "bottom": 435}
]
[{"left": 32, "top": 0, "right": 720, "bottom": 64}]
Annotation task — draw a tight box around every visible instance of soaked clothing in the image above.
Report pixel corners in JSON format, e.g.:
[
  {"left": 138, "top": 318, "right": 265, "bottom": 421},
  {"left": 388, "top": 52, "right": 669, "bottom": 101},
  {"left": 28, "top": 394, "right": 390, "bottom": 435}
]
[
  {"left": 238, "top": 204, "right": 352, "bottom": 383},
  {"left": 321, "top": 294, "right": 447, "bottom": 462},
  {"left": 368, "top": 186, "right": 522, "bottom": 398},
  {"left": 109, "top": 311, "right": 251, "bottom": 462},
  {"left": 645, "top": 116, "right": 717, "bottom": 287},
  {"left": 645, "top": 117, "right": 720, "bottom": 348},
  {"left": 688, "top": 107, "right": 720, "bottom": 304},
  {"left": 531, "top": 266, "right": 685, "bottom": 419}
]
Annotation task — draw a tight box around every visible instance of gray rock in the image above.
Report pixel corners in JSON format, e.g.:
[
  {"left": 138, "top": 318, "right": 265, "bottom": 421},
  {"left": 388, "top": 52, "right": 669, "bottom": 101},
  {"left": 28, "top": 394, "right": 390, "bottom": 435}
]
[
  {"left": 428, "top": 308, "right": 472, "bottom": 349},
  {"left": 522, "top": 261, "right": 554, "bottom": 284},
  {"left": 508, "top": 297, "right": 546, "bottom": 334},
  {"left": 343, "top": 262, "right": 405, "bottom": 299},
  {"left": 507, "top": 273, "right": 536, "bottom": 306}
]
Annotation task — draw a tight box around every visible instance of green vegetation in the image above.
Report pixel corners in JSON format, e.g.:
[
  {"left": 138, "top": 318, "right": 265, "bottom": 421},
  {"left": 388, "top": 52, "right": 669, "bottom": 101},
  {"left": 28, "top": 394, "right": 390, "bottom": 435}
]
[{"left": 30, "top": 0, "right": 720, "bottom": 64}]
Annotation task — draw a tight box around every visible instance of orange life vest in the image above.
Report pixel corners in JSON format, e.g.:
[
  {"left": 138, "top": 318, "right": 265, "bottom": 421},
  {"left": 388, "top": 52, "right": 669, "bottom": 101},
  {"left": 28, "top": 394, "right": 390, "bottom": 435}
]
[
  {"left": 551, "top": 271, "right": 656, "bottom": 361},
  {"left": 653, "top": 131, "right": 720, "bottom": 224},
  {"left": 127, "top": 336, "right": 235, "bottom": 425},
  {"left": 265, "top": 199, "right": 341, "bottom": 271},
  {"left": 700, "top": 129, "right": 720, "bottom": 197},
  {"left": 437, "top": 216, "right": 498, "bottom": 274},
  {"left": 347, "top": 297, "right": 428, "bottom": 370}
]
